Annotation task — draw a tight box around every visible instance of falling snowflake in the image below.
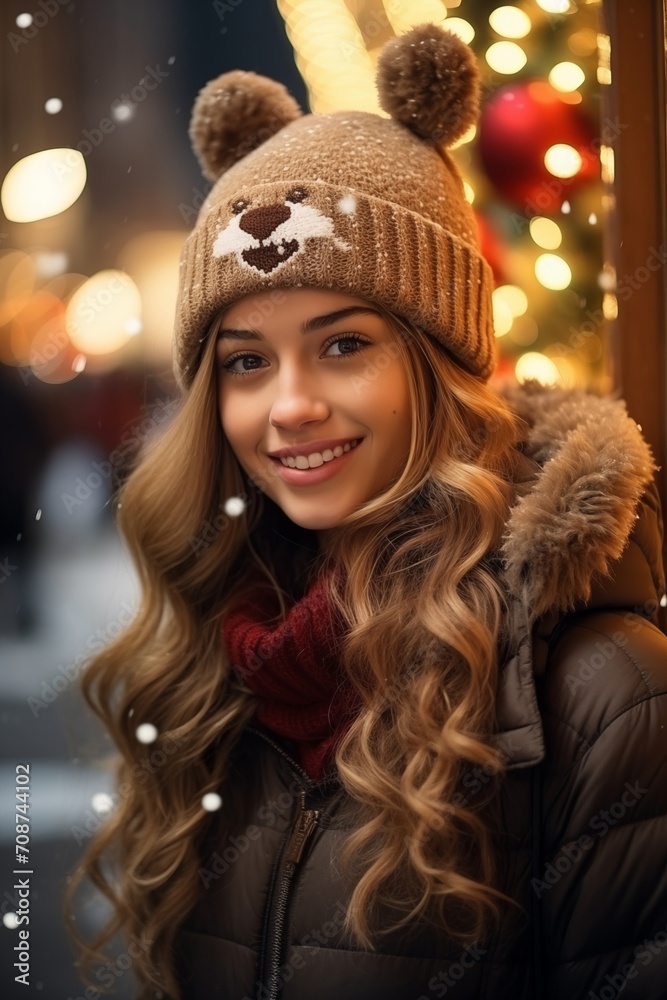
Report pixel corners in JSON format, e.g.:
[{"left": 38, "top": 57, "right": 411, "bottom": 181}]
[
  {"left": 224, "top": 496, "right": 246, "bottom": 517},
  {"left": 135, "top": 723, "right": 158, "bottom": 744},
  {"left": 201, "top": 792, "right": 223, "bottom": 812},
  {"left": 337, "top": 195, "right": 357, "bottom": 215},
  {"left": 91, "top": 792, "right": 115, "bottom": 815}
]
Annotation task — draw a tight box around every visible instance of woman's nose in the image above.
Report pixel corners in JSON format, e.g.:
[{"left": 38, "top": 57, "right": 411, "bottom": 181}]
[{"left": 268, "top": 372, "right": 329, "bottom": 425}]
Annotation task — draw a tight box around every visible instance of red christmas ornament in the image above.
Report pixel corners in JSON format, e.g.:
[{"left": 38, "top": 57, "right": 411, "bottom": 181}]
[
  {"left": 475, "top": 212, "right": 508, "bottom": 285},
  {"left": 478, "top": 81, "right": 598, "bottom": 214}
]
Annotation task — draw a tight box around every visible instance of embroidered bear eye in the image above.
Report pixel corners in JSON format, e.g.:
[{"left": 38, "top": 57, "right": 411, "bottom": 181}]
[
  {"left": 231, "top": 198, "right": 248, "bottom": 215},
  {"left": 286, "top": 187, "right": 308, "bottom": 204}
]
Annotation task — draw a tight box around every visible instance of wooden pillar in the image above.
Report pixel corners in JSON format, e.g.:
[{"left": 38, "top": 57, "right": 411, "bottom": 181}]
[{"left": 601, "top": 0, "right": 667, "bottom": 630}]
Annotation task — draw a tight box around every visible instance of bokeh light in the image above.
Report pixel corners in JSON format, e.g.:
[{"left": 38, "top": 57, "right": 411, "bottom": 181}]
[
  {"left": 1, "top": 148, "right": 87, "bottom": 223},
  {"left": 544, "top": 143, "right": 583, "bottom": 178},
  {"left": 488, "top": 6, "right": 531, "bottom": 39},
  {"left": 65, "top": 270, "right": 141, "bottom": 356},
  {"left": 529, "top": 217, "right": 563, "bottom": 250},
  {"left": 515, "top": 351, "right": 561, "bottom": 385},
  {"left": 535, "top": 253, "right": 572, "bottom": 290},
  {"left": 549, "top": 61, "right": 585, "bottom": 92},
  {"left": 485, "top": 41, "right": 527, "bottom": 74}
]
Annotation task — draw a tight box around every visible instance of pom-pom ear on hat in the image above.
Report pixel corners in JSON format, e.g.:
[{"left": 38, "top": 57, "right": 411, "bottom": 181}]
[
  {"left": 188, "top": 69, "right": 303, "bottom": 182},
  {"left": 376, "top": 22, "right": 480, "bottom": 146}
]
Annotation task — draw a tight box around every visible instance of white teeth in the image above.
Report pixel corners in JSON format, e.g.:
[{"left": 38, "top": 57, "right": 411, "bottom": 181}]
[{"left": 280, "top": 438, "right": 360, "bottom": 469}]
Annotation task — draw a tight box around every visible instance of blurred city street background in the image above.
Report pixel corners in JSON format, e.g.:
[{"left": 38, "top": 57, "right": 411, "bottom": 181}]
[{"left": 4, "top": 0, "right": 661, "bottom": 996}]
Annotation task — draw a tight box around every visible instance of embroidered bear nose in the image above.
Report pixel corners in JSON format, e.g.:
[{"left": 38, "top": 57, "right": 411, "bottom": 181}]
[{"left": 239, "top": 204, "right": 291, "bottom": 241}]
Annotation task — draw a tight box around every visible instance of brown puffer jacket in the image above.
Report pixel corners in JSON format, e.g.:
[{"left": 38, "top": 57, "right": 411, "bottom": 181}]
[{"left": 173, "top": 383, "right": 667, "bottom": 1000}]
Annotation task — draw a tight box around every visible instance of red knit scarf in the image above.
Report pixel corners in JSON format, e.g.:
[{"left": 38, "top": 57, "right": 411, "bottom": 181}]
[{"left": 220, "top": 566, "right": 362, "bottom": 782}]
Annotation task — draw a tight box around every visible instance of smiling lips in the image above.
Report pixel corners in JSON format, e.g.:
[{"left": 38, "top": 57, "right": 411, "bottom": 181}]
[{"left": 275, "top": 438, "right": 362, "bottom": 469}]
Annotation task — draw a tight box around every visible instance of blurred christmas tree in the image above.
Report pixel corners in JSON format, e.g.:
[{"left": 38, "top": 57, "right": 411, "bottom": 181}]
[{"left": 276, "top": 0, "right": 608, "bottom": 389}]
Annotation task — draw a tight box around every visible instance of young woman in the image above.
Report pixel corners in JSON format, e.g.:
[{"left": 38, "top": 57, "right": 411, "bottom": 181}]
[{"left": 66, "top": 23, "right": 667, "bottom": 1000}]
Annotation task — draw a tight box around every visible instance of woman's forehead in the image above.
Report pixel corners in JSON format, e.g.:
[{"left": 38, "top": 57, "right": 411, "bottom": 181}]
[{"left": 219, "top": 287, "right": 377, "bottom": 325}]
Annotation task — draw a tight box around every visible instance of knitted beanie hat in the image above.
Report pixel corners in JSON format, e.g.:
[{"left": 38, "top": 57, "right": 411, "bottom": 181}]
[{"left": 173, "top": 21, "right": 496, "bottom": 390}]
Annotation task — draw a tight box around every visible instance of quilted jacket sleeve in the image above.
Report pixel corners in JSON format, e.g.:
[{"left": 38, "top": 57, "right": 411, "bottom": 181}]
[{"left": 535, "top": 609, "right": 667, "bottom": 999}]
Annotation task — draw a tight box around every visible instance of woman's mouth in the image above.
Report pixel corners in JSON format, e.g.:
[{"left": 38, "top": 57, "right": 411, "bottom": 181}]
[
  {"left": 277, "top": 438, "right": 362, "bottom": 468},
  {"left": 270, "top": 438, "right": 363, "bottom": 485}
]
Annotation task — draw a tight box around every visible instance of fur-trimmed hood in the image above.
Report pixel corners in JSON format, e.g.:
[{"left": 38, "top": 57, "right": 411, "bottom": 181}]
[
  {"left": 491, "top": 380, "right": 666, "bottom": 767},
  {"left": 498, "top": 379, "right": 664, "bottom": 631}
]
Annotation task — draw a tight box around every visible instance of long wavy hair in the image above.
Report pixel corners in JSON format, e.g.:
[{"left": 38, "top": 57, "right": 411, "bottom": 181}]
[{"left": 64, "top": 301, "right": 531, "bottom": 1000}]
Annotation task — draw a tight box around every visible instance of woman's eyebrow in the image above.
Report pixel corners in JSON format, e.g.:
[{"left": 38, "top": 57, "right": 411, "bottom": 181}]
[{"left": 216, "top": 306, "right": 381, "bottom": 342}]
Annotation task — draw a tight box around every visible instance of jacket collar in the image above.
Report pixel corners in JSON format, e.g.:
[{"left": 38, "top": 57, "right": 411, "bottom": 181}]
[{"left": 491, "top": 380, "right": 663, "bottom": 768}]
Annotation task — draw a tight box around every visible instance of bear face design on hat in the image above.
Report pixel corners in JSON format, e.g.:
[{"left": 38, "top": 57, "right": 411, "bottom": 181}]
[
  {"left": 173, "top": 23, "right": 497, "bottom": 390},
  {"left": 212, "top": 186, "right": 352, "bottom": 276}
]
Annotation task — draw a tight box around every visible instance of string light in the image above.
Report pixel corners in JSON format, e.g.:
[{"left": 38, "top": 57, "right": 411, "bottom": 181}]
[
  {"left": 442, "top": 17, "right": 475, "bottom": 43},
  {"left": 548, "top": 61, "right": 585, "bottom": 91},
  {"left": 488, "top": 6, "right": 531, "bottom": 39},
  {"left": 603, "top": 293, "right": 618, "bottom": 320},
  {"left": 544, "top": 143, "right": 582, "bottom": 178},
  {"left": 599, "top": 145, "right": 615, "bottom": 184},
  {"left": 529, "top": 217, "right": 563, "bottom": 250},
  {"left": 65, "top": 270, "right": 141, "bottom": 356},
  {"left": 535, "top": 0, "right": 573, "bottom": 13},
  {"left": 494, "top": 284, "right": 528, "bottom": 317},
  {"left": 535, "top": 254, "right": 572, "bottom": 290},
  {"left": 597, "top": 32, "right": 612, "bottom": 85},
  {"left": 276, "top": 0, "right": 379, "bottom": 114},
  {"left": 381, "top": 0, "right": 449, "bottom": 36},
  {"left": 515, "top": 352, "right": 561, "bottom": 386},
  {"left": 485, "top": 41, "right": 527, "bottom": 74},
  {"left": 492, "top": 291, "right": 513, "bottom": 336},
  {"left": 1, "top": 148, "right": 86, "bottom": 223}
]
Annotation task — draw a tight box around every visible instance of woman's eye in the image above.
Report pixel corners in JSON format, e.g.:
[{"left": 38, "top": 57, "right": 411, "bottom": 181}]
[
  {"left": 219, "top": 353, "right": 262, "bottom": 377},
  {"left": 219, "top": 334, "right": 371, "bottom": 378},
  {"left": 326, "top": 335, "right": 369, "bottom": 356}
]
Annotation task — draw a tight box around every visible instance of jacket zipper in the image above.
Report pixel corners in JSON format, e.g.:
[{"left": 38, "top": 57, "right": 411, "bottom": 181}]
[
  {"left": 246, "top": 724, "right": 316, "bottom": 788},
  {"left": 263, "top": 789, "right": 321, "bottom": 999},
  {"left": 247, "top": 726, "right": 329, "bottom": 999}
]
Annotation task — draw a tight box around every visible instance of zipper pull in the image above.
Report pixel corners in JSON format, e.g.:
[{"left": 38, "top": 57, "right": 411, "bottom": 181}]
[{"left": 284, "top": 790, "right": 321, "bottom": 866}]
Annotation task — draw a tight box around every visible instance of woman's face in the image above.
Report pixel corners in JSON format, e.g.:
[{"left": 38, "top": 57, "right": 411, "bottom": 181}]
[{"left": 216, "top": 287, "right": 412, "bottom": 532}]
